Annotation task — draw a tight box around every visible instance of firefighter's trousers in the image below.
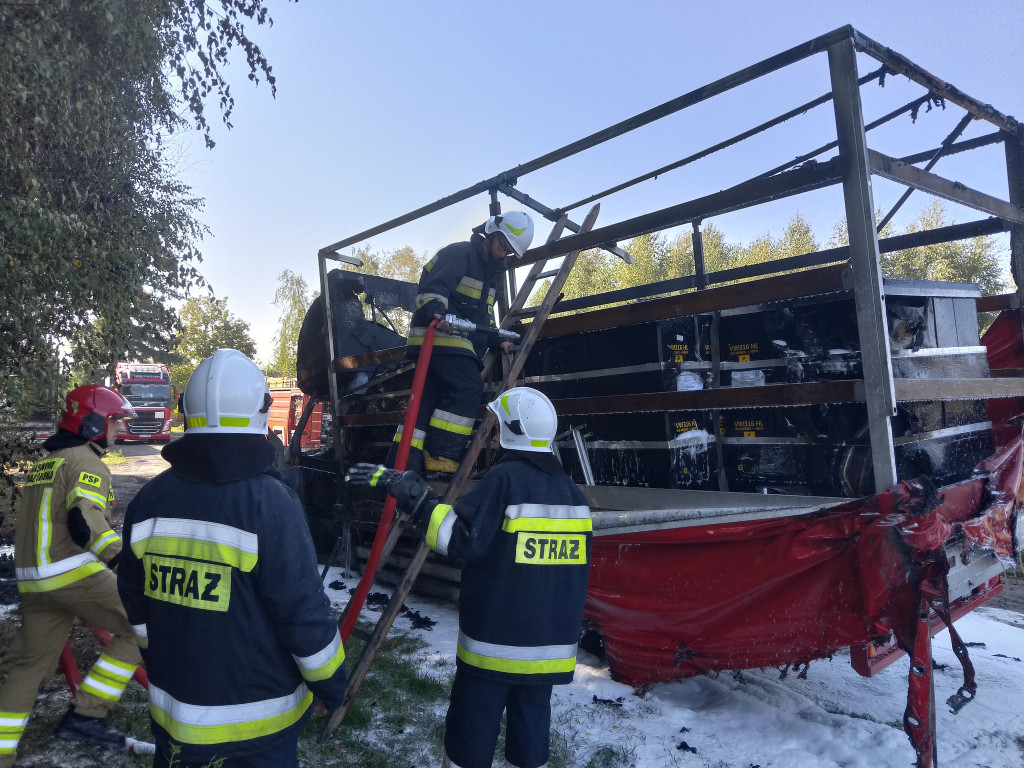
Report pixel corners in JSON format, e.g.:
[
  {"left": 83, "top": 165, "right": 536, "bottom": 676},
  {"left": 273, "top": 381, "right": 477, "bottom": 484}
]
[
  {"left": 0, "top": 570, "right": 140, "bottom": 765},
  {"left": 442, "top": 668, "right": 553, "bottom": 768},
  {"left": 389, "top": 353, "right": 483, "bottom": 470}
]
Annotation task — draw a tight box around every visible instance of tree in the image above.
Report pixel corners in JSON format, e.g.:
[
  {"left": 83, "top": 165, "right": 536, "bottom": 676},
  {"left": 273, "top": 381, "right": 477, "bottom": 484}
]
[
  {"left": 169, "top": 297, "right": 258, "bottom": 394},
  {"left": 1, "top": 1, "right": 290, "bottom": 484},
  {"left": 268, "top": 270, "right": 317, "bottom": 379}
]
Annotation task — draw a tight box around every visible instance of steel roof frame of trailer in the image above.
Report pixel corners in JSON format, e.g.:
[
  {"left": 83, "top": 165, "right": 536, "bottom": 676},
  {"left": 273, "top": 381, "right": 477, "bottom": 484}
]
[{"left": 317, "top": 25, "right": 1024, "bottom": 494}]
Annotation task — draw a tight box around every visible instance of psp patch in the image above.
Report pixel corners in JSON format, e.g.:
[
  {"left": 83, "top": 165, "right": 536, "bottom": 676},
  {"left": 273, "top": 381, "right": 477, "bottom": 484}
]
[
  {"left": 143, "top": 555, "right": 231, "bottom": 612},
  {"left": 78, "top": 471, "right": 103, "bottom": 489},
  {"left": 514, "top": 533, "right": 587, "bottom": 565}
]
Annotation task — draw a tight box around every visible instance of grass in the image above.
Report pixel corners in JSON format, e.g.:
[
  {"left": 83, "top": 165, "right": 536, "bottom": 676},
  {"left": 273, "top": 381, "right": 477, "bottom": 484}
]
[
  {"left": 0, "top": 611, "right": 620, "bottom": 767},
  {"left": 102, "top": 449, "right": 128, "bottom": 466}
]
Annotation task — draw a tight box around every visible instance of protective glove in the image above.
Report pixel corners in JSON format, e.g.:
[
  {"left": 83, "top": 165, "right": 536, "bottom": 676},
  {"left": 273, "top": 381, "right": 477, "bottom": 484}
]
[
  {"left": 346, "top": 463, "right": 438, "bottom": 535},
  {"left": 346, "top": 463, "right": 405, "bottom": 492}
]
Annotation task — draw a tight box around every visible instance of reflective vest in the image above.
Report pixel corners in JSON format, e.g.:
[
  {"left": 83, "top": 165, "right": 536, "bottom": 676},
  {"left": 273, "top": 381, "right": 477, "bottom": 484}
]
[{"left": 423, "top": 453, "right": 592, "bottom": 685}]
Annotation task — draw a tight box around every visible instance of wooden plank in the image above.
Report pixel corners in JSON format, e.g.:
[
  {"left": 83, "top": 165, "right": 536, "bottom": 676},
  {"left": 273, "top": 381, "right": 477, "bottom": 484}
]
[
  {"left": 975, "top": 293, "right": 1015, "bottom": 312},
  {"left": 868, "top": 149, "right": 1024, "bottom": 224},
  {"left": 894, "top": 378, "right": 1024, "bottom": 401},
  {"left": 535, "top": 263, "right": 849, "bottom": 337}
]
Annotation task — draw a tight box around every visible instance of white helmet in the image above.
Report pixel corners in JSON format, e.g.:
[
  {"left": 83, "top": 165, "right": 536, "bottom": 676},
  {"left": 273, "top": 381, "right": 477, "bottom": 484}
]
[
  {"left": 487, "top": 387, "right": 557, "bottom": 453},
  {"left": 183, "top": 349, "right": 271, "bottom": 435},
  {"left": 483, "top": 211, "right": 534, "bottom": 258}
]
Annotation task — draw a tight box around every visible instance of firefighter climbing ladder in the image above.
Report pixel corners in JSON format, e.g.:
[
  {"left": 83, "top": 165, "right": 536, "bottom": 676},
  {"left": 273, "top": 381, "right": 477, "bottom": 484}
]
[{"left": 323, "top": 204, "right": 601, "bottom": 737}]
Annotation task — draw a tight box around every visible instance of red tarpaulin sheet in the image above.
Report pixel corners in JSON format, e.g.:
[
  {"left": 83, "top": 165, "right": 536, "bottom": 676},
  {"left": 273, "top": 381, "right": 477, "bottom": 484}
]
[
  {"left": 982, "top": 309, "right": 1024, "bottom": 447},
  {"left": 584, "top": 438, "right": 1021, "bottom": 687}
]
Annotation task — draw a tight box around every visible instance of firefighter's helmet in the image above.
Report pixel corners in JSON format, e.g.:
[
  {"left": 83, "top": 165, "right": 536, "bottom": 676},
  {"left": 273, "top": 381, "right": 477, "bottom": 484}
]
[
  {"left": 182, "top": 349, "right": 271, "bottom": 435},
  {"left": 483, "top": 211, "right": 535, "bottom": 258},
  {"left": 59, "top": 384, "right": 136, "bottom": 441},
  {"left": 486, "top": 387, "right": 558, "bottom": 453}
]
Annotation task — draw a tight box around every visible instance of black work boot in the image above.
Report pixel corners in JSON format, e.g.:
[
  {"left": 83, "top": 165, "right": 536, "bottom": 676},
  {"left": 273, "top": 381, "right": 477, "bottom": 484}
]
[{"left": 54, "top": 710, "right": 126, "bottom": 746}]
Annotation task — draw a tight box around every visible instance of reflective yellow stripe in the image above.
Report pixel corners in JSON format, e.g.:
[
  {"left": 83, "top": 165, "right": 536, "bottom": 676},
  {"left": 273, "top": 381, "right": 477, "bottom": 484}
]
[
  {"left": 370, "top": 468, "right": 384, "bottom": 487},
  {"left": 501, "top": 517, "right": 592, "bottom": 533},
  {"left": 131, "top": 518, "right": 258, "bottom": 571},
  {"left": 17, "top": 561, "right": 105, "bottom": 593},
  {"left": 392, "top": 431, "right": 425, "bottom": 451},
  {"left": 415, "top": 292, "right": 448, "bottom": 310},
  {"left": 456, "top": 646, "right": 576, "bottom": 676},
  {"left": 37, "top": 488, "right": 52, "bottom": 565},
  {"left": 219, "top": 417, "right": 250, "bottom": 427},
  {"left": 455, "top": 283, "right": 482, "bottom": 299},
  {"left": 66, "top": 486, "right": 107, "bottom": 509},
  {"left": 429, "top": 416, "right": 474, "bottom": 436},
  {"left": 0, "top": 712, "right": 27, "bottom": 755},
  {"left": 530, "top": 439, "right": 550, "bottom": 448},
  {"left": 293, "top": 633, "right": 345, "bottom": 682},
  {"left": 149, "top": 683, "right": 312, "bottom": 745},
  {"left": 80, "top": 653, "right": 136, "bottom": 701},
  {"left": 407, "top": 331, "right": 475, "bottom": 352},
  {"left": 426, "top": 504, "right": 453, "bottom": 552},
  {"left": 186, "top": 416, "right": 207, "bottom": 428},
  {"left": 90, "top": 529, "right": 120, "bottom": 556}
]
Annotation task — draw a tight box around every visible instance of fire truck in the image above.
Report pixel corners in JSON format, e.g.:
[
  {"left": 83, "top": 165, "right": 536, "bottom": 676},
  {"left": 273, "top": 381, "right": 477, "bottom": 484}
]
[{"left": 105, "top": 362, "right": 176, "bottom": 442}]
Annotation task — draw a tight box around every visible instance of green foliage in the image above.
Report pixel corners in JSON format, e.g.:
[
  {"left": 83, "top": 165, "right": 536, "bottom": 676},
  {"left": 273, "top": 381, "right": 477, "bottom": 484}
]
[
  {"left": 1, "top": 0, "right": 290, "bottom": 483},
  {"left": 169, "top": 296, "right": 258, "bottom": 393},
  {"left": 268, "top": 269, "right": 317, "bottom": 378},
  {"left": 882, "top": 201, "right": 1007, "bottom": 294}
]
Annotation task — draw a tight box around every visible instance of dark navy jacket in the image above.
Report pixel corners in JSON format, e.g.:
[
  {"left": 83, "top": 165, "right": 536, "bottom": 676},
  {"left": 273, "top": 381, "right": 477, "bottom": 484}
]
[
  {"left": 117, "top": 434, "right": 346, "bottom": 763},
  {"left": 422, "top": 451, "right": 592, "bottom": 685},
  {"left": 407, "top": 234, "right": 504, "bottom": 362}
]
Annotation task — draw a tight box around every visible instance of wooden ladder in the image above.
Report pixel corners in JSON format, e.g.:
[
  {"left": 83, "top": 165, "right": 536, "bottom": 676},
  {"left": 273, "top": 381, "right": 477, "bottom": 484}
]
[{"left": 323, "top": 204, "right": 601, "bottom": 737}]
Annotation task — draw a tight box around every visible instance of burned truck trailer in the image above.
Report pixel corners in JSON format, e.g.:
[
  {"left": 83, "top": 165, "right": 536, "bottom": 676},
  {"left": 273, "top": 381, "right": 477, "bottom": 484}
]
[{"left": 292, "top": 26, "right": 1024, "bottom": 768}]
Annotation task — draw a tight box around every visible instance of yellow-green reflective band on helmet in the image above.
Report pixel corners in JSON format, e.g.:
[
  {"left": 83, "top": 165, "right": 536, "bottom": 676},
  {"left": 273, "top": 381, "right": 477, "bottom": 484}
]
[
  {"left": 505, "top": 222, "right": 527, "bottom": 237},
  {"left": 219, "top": 417, "right": 250, "bottom": 428},
  {"left": 186, "top": 416, "right": 207, "bottom": 428},
  {"left": 530, "top": 439, "right": 549, "bottom": 448},
  {"left": 148, "top": 683, "right": 312, "bottom": 745},
  {"left": 500, "top": 395, "right": 511, "bottom": 414},
  {"left": 293, "top": 633, "right": 346, "bottom": 682}
]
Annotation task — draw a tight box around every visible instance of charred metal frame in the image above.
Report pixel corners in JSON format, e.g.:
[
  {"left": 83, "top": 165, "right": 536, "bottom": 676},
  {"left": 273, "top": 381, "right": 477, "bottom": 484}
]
[{"left": 319, "top": 25, "right": 1024, "bottom": 496}]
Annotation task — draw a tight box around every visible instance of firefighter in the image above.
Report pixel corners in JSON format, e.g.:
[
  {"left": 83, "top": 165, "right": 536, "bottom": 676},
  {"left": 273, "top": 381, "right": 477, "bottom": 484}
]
[
  {"left": 390, "top": 210, "right": 535, "bottom": 475},
  {"left": 350, "top": 386, "right": 591, "bottom": 768},
  {"left": 0, "top": 385, "right": 141, "bottom": 766},
  {"left": 117, "top": 349, "right": 346, "bottom": 768}
]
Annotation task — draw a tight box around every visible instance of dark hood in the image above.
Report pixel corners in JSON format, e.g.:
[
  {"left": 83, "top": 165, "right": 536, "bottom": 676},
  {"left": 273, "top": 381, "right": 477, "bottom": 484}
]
[
  {"left": 161, "top": 433, "right": 276, "bottom": 484},
  {"left": 496, "top": 449, "right": 564, "bottom": 475},
  {"left": 43, "top": 429, "right": 104, "bottom": 455}
]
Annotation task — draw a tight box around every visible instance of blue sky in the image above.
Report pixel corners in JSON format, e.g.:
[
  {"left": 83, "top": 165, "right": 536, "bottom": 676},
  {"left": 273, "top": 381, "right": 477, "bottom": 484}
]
[{"left": 177, "top": 0, "right": 1024, "bottom": 362}]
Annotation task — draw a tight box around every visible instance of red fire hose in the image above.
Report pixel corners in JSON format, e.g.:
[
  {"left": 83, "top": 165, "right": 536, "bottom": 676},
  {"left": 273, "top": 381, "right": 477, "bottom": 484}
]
[{"left": 338, "top": 319, "right": 438, "bottom": 643}]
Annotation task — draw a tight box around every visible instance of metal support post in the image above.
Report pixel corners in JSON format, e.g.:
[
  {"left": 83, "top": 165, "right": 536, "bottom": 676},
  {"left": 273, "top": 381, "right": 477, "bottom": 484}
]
[
  {"left": 692, "top": 221, "right": 707, "bottom": 290},
  {"left": 1004, "top": 132, "right": 1024, "bottom": 344},
  {"left": 828, "top": 37, "right": 898, "bottom": 492}
]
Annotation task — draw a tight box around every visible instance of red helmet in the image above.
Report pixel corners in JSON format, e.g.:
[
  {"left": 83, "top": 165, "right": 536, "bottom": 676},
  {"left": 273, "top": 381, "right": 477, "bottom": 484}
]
[{"left": 59, "top": 385, "right": 136, "bottom": 441}]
